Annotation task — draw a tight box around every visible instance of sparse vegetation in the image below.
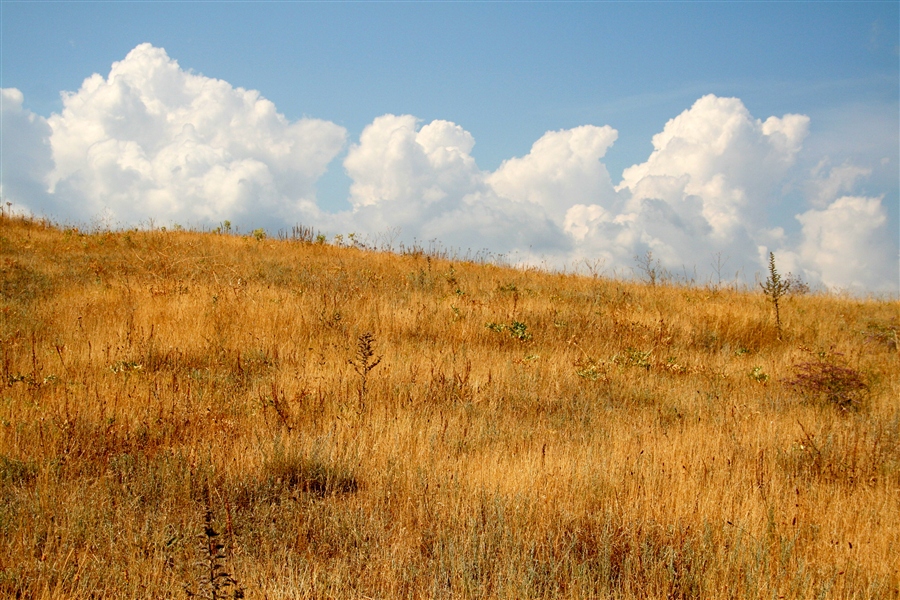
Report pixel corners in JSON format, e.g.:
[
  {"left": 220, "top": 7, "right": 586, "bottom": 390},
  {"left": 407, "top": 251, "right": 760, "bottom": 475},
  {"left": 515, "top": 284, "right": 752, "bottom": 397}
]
[
  {"left": 634, "top": 249, "right": 670, "bottom": 286},
  {"left": 0, "top": 212, "right": 898, "bottom": 598}
]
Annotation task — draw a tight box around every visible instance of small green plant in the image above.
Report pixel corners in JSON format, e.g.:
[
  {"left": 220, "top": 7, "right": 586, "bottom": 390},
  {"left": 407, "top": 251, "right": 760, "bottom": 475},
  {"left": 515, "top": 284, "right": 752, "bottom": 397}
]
[
  {"left": 485, "top": 320, "right": 532, "bottom": 341},
  {"left": 760, "top": 252, "right": 791, "bottom": 339},
  {"left": 749, "top": 366, "right": 769, "bottom": 383},
  {"left": 574, "top": 358, "right": 608, "bottom": 382},
  {"left": 621, "top": 347, "right": 652, "bottom": 370},
  {"left": 110, "top": 360, "right": 143, "bottom": 374},
  {"left": 252, "top": 228, "right": 266, "bottom": 242},
  {"left": 508, "top": 320, "right": 531, "bottom": 341}
]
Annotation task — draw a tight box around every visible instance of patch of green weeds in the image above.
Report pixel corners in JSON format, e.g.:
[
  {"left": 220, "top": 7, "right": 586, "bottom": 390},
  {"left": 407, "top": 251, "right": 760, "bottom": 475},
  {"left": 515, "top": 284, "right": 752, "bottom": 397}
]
[
  {"left": 616, "top": 347, "right": 651, "bottom": 370},
  {"left": 485, "top": 320, "right": 532, "bottom": 342},
  {"left": 749, "top": 366, "right": 769, "bottom": 383}
]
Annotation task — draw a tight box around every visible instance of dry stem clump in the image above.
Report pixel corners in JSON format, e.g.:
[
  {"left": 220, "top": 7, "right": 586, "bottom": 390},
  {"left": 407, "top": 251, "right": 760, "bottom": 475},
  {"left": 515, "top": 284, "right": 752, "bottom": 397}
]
[{"left": 785, "top": 350, "right": 869, "bottom": 411}]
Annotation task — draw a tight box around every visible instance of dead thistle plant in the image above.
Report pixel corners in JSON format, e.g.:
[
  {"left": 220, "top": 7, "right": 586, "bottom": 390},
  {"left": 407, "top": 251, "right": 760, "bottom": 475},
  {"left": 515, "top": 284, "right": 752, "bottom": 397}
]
[
  {"left": 760, "top": 252, "right": 791, "bottom": 340},
  {"left": 349, "top": 332, "right": 382, "bottom": 408},
  {"left": 184, "top": 505, "right": 244, "bottom": 600}
]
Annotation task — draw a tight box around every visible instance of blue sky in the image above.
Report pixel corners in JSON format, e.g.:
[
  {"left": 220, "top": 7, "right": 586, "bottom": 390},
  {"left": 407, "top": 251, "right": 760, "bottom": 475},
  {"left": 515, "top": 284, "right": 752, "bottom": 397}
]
[{"left": 2, "top": 1, "right": 898, "bottom": 292}]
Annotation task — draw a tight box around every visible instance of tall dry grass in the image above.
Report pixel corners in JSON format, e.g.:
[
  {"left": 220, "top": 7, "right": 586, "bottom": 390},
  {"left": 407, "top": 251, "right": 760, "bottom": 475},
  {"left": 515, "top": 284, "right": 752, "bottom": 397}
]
[{"left": 1, "top": 213, "right": 898, "bottom": 598}]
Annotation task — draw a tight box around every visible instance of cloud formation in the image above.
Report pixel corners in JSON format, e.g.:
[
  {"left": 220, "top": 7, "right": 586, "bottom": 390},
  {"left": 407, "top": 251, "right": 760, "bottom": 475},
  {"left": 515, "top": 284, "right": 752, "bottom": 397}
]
[
  {"left": 0, "top": 88, "right": 55, "bottom": 215},
  {"left": 342, "top": 117, "right": 618, "bottom": 256},
  {"left": 618, "top": 95, "right": 809, "bottom": 238},
  {"left": 487, "top": 125, "right": 619, "bottom": 221},
  {"left": 791, "top": 195, "right": 893, "bottom": 290},
  {"left": 344, "top": 115, "right": 482, "bottom": 218},
  {"left": 41, "top": 43, "right": 346, "bottom": 227},
  {"left": 2, "top": 44, "right": 896, "bottom": 293}
]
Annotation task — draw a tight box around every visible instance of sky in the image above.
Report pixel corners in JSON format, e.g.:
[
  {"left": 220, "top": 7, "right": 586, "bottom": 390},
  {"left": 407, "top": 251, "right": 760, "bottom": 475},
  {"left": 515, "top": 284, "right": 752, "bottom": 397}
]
[{"left": 1, "top": 1, "right": 898, "bottom": 294}]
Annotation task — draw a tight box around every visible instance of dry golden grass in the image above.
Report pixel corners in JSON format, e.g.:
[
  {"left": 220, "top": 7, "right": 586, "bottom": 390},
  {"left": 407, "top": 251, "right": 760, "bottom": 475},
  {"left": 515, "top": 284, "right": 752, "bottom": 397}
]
[{"left": 1, "top": 213, "right": 898, "bottom": 599}]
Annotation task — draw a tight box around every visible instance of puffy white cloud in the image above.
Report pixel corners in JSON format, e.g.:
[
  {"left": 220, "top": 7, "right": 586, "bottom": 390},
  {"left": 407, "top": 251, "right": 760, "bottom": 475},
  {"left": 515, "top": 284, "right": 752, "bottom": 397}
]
[
  {"left": 618, "top": 94, "right": 809, "bottom": 239},
  {"left": 559, "top": 95, "right": 812, "bottom": 281},
  {"left": 344, "top": 115, "right": 482, "bottom": 212},
  {"left": 44, "top": 43, "right": 346, "bottom": 227},
  {"left": 487, "top": 125, "right": 619, "bottom": 220},
  {"left": 0, "top": 88, "right": 56, "bottom": 215},
  {"left": 342, "top": 117, "right": 630, "bottom": 257},
  {"left": 760, "top": 161, "right": 898, "bottom": 293},
  {"left": 342, "top": 115, "right": 571, "bottom": 255},
  {"left": 789, "top": 195, "right": 895, "bottom": 292}
]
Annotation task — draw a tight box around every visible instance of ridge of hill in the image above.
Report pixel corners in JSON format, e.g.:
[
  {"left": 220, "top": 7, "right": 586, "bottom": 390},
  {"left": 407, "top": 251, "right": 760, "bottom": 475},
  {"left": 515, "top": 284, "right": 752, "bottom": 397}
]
[{"left": 1, "top": 214, "right": 898, "bottom": 598}]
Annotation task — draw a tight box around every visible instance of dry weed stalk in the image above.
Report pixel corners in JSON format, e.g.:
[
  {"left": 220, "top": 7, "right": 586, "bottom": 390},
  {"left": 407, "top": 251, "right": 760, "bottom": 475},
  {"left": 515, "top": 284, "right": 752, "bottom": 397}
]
[
  {"left": 349, "top": 331, "right": 381, "bottom": 408},
  {"left": 760, "top": 252, "right": 791, "bottom": 339},
  {"left": 184, "top": 505, "right": 244, "bottom": 600}
]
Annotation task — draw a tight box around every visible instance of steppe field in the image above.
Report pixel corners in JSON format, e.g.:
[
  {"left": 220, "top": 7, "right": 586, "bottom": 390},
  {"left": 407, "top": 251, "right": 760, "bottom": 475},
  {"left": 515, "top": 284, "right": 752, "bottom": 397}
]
[{"left": 1, "top": 213, "right": 898, "bottom": 599}]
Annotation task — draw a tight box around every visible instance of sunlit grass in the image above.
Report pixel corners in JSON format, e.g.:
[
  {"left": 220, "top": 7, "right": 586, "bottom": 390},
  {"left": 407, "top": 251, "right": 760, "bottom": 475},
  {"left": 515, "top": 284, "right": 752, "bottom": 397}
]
[{"left": 1, "top": 213, "right": 898, "bottom": 598}]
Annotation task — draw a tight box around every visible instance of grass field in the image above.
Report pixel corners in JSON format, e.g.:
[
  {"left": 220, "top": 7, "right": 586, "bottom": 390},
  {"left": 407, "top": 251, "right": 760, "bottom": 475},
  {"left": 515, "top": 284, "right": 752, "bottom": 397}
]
[{"left": 1, "top": 213, "right": 898, "bottom": 598}]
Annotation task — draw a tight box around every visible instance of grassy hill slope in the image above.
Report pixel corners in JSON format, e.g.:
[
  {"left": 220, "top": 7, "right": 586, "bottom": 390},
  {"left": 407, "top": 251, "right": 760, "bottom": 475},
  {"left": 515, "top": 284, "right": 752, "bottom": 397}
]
[{"left": 1, "top": 214, "right": 898, "bottom": 598}]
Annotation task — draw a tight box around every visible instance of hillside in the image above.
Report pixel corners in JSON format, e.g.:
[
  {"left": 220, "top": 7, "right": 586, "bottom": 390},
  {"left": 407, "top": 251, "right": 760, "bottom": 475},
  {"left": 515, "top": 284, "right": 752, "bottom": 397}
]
[{"left": 1, "top": 214, "right": 898, "bottom": 599}]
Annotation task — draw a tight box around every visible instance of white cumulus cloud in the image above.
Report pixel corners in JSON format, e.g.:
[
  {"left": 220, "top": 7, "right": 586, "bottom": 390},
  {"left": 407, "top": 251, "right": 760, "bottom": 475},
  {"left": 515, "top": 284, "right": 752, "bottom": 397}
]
[
  {"left": 342, "top": 114, "right": 571, "bottom": 255},
  {"left": 789, "top": 196, "right": 895, "bottom": 293},
  {"left": 487, "top": 125, "right": 619, "bottom": 221},
  {"left": 763, "top": 161, "right": 898, "bottom": 293},
  {"left": 344, "top": 115, "right": 482, "bottom": 213},
  {"left": 618, "top": 94, "right": 809, "bottom": 239},
  {"left": 559, "top": 95, "right": 813, "bottom": 281},
  {"left": 0, "top": 88, "right": 56, "bottom": 215},
  {"left": 43, "top": 43, "right": 346, "bottom": 227}
]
